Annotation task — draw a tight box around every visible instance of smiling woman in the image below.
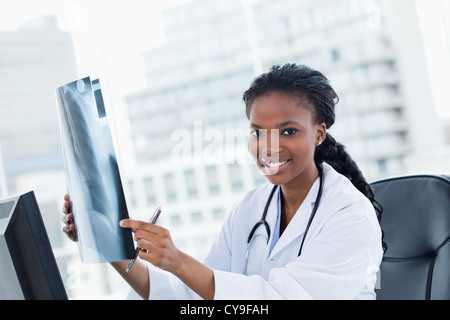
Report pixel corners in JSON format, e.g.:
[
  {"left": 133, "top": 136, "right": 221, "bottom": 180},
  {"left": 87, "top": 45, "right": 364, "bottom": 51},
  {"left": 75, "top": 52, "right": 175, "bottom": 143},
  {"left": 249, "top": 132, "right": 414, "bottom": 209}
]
[
  {"left": 60, "top": 63, "right": 386, "bottom": 300},
  {"left": 243, "top": 63, "right": 384, "bottom": 244}
]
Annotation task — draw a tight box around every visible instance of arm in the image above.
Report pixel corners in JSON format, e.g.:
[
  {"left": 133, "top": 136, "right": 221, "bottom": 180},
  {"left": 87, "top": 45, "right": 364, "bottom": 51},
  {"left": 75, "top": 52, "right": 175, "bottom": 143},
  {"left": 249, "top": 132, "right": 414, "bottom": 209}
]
[
  {"left": 62, "top": 194, "right": 150, "bottom": 299},
  {"left": 119, "top": 219, "right": 215, "bottom": 300},
  {"left": 110, "top": 260, "right": 149, "bottom": 299}
]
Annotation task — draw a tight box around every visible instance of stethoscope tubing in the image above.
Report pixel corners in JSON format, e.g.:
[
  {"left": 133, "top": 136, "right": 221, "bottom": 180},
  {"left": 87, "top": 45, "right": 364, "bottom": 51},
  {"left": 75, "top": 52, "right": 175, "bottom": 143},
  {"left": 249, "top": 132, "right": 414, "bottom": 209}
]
[
  {"left": 245, "top": 164, "right": 324, "bottom": 274},
  {"left": 297, "top": 164, "right": 324, "bottom": 256}
]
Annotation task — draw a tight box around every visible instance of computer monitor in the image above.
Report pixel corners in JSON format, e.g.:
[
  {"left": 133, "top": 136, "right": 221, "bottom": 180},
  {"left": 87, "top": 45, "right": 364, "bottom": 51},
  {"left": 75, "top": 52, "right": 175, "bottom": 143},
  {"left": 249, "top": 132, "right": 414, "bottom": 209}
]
[{"left": 0, "top": 191, "right": 68, "bottom": 300}]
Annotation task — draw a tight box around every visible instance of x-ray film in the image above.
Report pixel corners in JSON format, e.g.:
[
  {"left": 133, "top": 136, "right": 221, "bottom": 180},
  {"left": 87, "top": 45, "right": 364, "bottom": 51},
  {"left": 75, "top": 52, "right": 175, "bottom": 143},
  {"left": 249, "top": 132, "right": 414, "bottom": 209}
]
[{"left": 56, "top": 77, "right": 135, "bottom": 263}]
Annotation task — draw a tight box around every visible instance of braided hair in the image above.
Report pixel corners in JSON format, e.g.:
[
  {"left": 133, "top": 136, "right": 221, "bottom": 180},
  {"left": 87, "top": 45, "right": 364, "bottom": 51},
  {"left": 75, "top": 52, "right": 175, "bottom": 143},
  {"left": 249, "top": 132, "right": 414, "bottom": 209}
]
[{"left": 243, "top": 63, "right": 385, "bottom": 251}]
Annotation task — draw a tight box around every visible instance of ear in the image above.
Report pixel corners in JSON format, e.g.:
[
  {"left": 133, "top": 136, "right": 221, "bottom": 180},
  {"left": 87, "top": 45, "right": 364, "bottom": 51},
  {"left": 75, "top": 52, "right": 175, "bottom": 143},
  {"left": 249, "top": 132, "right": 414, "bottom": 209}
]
[{"left": 315, "top": 122, "right": 326, "bottom": 146}]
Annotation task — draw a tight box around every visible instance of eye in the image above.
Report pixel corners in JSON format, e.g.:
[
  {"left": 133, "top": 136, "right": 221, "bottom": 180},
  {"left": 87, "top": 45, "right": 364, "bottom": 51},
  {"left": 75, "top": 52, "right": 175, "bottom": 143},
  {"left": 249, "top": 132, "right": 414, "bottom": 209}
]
[
  {"left": 281, "top": 128, "right": 297, "bottom": 136},
  {"left": 249, "top": 129, "right": 260, "bottom": 137},
  {"left": 250, "top": 129, "right": 266, "bottom": 138}
]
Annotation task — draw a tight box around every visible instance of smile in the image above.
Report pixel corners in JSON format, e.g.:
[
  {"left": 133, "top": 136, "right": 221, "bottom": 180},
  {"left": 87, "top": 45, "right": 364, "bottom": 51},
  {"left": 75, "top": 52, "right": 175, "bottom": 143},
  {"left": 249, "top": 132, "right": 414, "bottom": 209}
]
[
  {"left": 262, "top": 160, "right": 289, "bottom": 167},
  {"left": 260, "top": 158, "right": 291, "bottom": 174}
]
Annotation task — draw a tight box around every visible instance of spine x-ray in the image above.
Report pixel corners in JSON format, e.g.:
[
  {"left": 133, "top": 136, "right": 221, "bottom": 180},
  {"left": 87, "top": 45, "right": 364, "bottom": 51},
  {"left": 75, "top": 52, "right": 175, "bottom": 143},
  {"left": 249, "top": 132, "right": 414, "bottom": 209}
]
[{"left": 56, "top": 77, "right": 135, "bottom": 263}]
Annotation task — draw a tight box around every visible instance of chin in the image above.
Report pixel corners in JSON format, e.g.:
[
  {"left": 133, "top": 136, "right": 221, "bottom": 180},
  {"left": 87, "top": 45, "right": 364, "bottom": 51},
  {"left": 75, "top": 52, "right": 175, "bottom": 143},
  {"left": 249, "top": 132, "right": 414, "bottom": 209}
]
[{"left": 259, "top": 169, "right": 290, "bottom": 186}]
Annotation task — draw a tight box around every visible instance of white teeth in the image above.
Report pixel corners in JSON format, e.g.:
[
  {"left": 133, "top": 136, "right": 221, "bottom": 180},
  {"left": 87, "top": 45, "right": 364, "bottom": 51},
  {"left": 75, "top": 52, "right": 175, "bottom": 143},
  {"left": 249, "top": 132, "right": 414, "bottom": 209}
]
[{"left": 262, "top": 160, "right": 288, "bottom": 167}]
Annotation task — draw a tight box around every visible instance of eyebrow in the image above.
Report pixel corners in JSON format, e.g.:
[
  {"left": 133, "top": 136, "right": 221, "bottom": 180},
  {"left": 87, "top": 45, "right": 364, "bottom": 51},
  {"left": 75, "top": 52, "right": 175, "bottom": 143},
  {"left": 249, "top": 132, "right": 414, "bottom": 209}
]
[{"left": 250, "top": 120, "right": 301, "bottom": 129}]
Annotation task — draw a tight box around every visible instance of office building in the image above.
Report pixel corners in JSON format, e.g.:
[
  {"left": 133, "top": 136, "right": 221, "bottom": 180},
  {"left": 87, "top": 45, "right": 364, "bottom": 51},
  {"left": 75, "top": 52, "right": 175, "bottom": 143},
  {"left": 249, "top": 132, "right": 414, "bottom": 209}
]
[
  {"left": 0, "top": 15, "right": 116, "bottom": 299},
  {"left": 0, "top": 16, "right": 77, "bottom": 190},
  {"left": 125, "top": 0, "right": 445, "bottom": 260}
]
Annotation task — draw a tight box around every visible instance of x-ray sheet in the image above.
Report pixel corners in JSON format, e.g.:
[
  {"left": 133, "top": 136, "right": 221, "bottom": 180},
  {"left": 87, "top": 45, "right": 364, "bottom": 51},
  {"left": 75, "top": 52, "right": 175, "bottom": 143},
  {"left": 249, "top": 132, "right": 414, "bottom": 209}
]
[{"left": 56, "top": 77, "right": 135, "bottom": 263}]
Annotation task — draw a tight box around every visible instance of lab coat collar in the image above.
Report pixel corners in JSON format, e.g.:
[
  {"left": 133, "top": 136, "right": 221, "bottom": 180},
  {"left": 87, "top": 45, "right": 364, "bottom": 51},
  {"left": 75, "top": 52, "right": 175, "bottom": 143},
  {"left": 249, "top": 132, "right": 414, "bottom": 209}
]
[{"left": 267, "top": 174, "right": 322, "bottom": 260}]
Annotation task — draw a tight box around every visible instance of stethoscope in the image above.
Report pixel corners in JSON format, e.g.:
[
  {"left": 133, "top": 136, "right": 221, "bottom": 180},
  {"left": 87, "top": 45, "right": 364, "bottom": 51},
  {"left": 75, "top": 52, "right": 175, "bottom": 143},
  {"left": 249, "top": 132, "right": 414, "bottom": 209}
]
[{"left": 244, "top": 164, "right": 324, "bottom": 274}]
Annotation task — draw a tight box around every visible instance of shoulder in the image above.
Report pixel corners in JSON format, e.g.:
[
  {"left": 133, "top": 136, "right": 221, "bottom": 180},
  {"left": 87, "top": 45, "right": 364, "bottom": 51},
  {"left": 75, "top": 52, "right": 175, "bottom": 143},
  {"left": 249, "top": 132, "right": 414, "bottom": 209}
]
[
  {"left": 318, "top": 163, "right": 381, "bottom": 240},
  {"left": 321, "top": 162, "right": 375, "bottom": 217}
]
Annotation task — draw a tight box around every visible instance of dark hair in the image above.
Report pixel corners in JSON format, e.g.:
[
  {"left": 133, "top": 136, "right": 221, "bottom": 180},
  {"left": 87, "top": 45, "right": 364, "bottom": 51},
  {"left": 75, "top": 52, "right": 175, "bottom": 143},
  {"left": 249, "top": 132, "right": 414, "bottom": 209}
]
[{"left": 243, "top": 63, "right": 385, "bottom": 251}]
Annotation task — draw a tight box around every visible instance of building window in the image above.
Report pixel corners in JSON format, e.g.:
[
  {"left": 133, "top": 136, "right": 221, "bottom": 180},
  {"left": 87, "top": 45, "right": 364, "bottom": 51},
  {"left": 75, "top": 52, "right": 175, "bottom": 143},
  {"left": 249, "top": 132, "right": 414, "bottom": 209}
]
[
  {"left": 212, "top": 207, "right": 225, "bottom": 221},
  {"left": 205, "top": 165, "right": 220, "bottom": 196},
  {"left": 127, "top": 180, "right": 137, "bottom": 208},
  {"left": 143, "top": 177, "right": 156, "bottom": 206},
  {"left": 184, "top": 169, "right": 198, "bottom": 199},
  {"left": 163, "top": 173, "right": 177, "bottom": 201},
  {"left": 376, "top": 158, "right": 388, "bottom": 175},
  {"left": 170, "top": 213, "right": 182, "bottom": 226},
  {"left": 228, "top": 163, "right": 243, "bottom": 192},
  {"left": 191, "top": 211, "right": 203, "bottom": 224},
  {"left": 330, "top": 48, "right": 341, "bottom": 62}
]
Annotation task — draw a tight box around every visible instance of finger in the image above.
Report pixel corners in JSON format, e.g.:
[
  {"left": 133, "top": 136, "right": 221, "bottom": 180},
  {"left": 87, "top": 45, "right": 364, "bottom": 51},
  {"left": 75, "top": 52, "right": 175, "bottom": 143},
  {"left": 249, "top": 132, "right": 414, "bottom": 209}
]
[
  {"left": 63, "top": 223, "right": 75, "bottom": 237},
  {"left": 136, "top": 239, "right": 152, "bottom": 251},
  {"left": 63, "top": 201, "right": 71, "bottom": 213},
  {"left": 62, "top": 210, "right": 73, "bottom": 221},
  {"left": 63, "top": 224, "right": 72, "bottom": 234},
  {"left": 62, "top": 205, "right": 69, "bottom": 215},
  {"left": 133, "top": 228, "right": 160, "bottom": 243},
  {"left": 64, "top": 225, "right": 77, "bottom": 241},
  {"left": 120, "top": 219, "right": 160, "bottom": 233},
  {"left": 138, "top": 247, "right": 152, "bottom": 261}
]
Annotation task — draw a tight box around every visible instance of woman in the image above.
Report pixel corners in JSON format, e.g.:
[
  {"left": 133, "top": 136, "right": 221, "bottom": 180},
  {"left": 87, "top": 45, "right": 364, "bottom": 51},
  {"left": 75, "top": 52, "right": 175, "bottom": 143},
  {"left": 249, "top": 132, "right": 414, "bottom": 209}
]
[{"left": 62, "top": 63, "right": 384, "bottom": 299}]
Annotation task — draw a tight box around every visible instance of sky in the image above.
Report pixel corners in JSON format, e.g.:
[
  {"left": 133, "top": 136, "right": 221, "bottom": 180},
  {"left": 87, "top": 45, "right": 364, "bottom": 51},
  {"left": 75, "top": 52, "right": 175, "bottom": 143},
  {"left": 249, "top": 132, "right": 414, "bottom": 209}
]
[
  {"left": 415, "top": 0, "right": 450, "bottom": 120},
  {"left": 0, "top": 0, "right": 449, "bottom": 120},
  {"left": 0, "top": 0, "right": 189, "bottom": 94},
  {"left": 0, "top": 0, "right": 191, "bottom": 170}
]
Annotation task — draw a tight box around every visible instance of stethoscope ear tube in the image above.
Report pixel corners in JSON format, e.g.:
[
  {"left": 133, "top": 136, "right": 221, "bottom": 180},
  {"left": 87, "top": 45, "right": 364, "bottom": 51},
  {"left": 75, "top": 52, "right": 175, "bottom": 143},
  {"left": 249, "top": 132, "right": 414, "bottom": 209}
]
[
  {"left": 297, "top": 164, "right": 324, "bottom": 256},
  {"left": 246, "top": 184, "right": 278, "bottom": 244}
]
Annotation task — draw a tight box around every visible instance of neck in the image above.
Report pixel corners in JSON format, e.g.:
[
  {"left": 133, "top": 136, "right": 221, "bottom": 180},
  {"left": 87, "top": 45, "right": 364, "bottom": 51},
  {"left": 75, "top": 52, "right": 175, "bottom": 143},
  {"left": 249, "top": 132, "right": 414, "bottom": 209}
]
[{"left": 279, "top": 164, "right": 319, "bottom": 233}]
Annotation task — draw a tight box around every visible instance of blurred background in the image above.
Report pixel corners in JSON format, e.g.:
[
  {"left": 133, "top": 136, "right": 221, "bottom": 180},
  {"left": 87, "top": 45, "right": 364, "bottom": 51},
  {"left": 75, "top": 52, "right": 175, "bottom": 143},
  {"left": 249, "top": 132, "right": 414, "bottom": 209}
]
[{"left": 0, "top": 0, "right": 449, "bottom": 299}]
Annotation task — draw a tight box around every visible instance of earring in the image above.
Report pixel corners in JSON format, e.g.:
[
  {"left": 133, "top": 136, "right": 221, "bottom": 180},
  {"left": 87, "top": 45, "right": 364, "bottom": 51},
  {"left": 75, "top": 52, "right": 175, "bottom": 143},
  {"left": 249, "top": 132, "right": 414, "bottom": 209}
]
[{"left": 317, "top": 140, "right": 322, "bottom": 146}]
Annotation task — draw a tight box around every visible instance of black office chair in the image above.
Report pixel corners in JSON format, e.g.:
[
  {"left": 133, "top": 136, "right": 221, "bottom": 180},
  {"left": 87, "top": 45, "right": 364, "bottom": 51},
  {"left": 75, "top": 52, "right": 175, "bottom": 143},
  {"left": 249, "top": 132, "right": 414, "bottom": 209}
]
[{"left": 371, "top": 174, "right": 450, "bottom": 300}]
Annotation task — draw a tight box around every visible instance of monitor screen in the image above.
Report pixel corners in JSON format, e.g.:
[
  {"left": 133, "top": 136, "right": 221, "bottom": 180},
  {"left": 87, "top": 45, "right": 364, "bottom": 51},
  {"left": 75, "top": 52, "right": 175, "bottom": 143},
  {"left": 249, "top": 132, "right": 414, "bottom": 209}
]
[{"left": 0, "top": 191, "right": 68, "bottom": 300}]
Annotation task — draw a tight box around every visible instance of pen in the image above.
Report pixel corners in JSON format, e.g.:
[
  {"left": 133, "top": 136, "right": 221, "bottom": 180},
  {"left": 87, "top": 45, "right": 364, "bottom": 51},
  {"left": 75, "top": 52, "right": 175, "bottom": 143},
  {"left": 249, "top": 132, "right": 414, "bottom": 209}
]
[{"left": 126, "top": 206, "right": 162, "bottom": 272}]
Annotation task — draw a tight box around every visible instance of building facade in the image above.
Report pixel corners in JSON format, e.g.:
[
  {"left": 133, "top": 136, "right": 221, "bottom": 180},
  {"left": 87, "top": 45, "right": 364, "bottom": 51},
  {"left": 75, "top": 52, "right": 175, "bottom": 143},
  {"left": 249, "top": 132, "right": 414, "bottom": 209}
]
[
  {"left": 124, "top": 0, "right": 445, "bottom": 260},
  {"left": 0, "top": 16, "right": 115, "bottom": 299}
]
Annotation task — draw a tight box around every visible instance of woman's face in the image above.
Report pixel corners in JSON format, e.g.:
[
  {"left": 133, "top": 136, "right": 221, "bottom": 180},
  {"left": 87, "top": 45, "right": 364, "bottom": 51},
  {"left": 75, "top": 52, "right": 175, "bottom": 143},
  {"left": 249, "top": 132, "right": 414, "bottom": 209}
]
[{"left": 248, "top": 91, "right": 326, "bottom": 187}]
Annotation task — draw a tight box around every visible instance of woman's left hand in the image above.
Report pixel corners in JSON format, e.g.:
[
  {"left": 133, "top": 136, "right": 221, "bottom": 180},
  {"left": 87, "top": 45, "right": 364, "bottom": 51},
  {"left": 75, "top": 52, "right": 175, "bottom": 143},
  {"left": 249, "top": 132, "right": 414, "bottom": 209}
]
[{"left": 120, "top": 219, "right": 182, "bottom": 274}]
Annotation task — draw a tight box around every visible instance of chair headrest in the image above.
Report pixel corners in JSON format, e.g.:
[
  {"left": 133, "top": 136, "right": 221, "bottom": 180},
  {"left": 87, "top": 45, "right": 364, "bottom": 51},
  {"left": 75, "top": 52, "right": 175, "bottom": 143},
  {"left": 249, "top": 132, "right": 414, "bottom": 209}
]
[{"left": 371, "top": 174, "right": 450, "bottom": 259}]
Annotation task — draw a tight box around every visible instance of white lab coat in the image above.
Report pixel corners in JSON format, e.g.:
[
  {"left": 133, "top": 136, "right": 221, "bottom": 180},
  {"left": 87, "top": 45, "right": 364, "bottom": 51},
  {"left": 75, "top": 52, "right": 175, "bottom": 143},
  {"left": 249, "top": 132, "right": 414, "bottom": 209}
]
[{"left": 128, "top": 163, "right": 383, "bottom": 300}]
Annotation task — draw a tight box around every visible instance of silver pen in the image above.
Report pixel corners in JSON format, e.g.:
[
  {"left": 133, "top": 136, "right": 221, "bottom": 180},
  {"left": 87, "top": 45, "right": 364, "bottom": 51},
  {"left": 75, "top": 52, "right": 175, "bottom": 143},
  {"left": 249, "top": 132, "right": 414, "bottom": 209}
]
[{"left": 126, "top": 206, "right": 162, "bottom": 272}]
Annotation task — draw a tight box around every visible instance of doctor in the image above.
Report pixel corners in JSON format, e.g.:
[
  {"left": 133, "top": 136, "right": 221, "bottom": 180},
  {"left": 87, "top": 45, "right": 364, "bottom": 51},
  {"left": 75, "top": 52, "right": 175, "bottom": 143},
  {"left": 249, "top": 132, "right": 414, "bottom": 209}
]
[{"left": 63, "top": 63, "right": 384, "bottom": 300}]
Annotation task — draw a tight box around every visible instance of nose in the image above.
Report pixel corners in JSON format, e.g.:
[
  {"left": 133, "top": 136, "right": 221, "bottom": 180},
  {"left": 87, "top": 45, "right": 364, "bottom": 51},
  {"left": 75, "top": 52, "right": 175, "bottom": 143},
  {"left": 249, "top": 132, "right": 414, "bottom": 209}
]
[{"left": 259, "top": 129, "right": 280, "bottom": 158}]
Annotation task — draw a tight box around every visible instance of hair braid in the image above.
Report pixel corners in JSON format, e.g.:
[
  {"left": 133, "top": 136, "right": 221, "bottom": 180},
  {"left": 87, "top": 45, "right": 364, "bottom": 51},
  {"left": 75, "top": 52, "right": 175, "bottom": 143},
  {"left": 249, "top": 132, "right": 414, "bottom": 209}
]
[{"left": 315, "top": 134, "right": 383, "bottom": 220}]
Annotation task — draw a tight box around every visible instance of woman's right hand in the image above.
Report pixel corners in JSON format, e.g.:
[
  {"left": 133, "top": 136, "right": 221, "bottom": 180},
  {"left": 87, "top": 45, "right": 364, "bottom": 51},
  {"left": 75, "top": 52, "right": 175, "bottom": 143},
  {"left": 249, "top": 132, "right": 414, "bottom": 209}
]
[
  {"left": 62, "top": 194, "right": 77, "bottom": 242},
  {"left": 61, "top": 194, "right": 149, "bottom": 299}
]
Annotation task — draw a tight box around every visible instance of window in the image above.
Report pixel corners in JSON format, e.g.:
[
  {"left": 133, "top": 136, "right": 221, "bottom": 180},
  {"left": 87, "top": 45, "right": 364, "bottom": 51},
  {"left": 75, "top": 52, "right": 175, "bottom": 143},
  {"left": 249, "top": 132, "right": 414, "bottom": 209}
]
[
  {"left": 330, "top": 48, "right": 341, "bottom": 63},
  {"left": 170, "top": 213, "right": 182, "bottom": 226},
  {"left": 228, "top": 163, "right": 243, "bottom": 192},
  {"left": 205, "top": 165, "right": 220, "bottom": 195},
  {"left": 212, "top": 207, "right": 225, "bottom": 221},
  {"left": 184, "top": 169, "right": 198, "bottom": 199},
  {"left": 376, "top": 158, "right": 388, "bottom": 175},
  {"left": 163, "top": 173, "right": 177, "bottom": 201},
  {"left": 191, "top": 211, "right": 203, "bottom": 224},
  {"left": 143, "top": 177, "right": 157, "bottom": 206}
]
